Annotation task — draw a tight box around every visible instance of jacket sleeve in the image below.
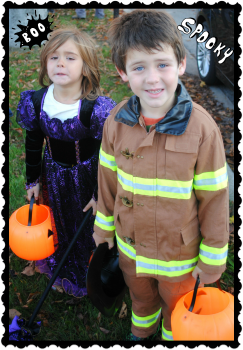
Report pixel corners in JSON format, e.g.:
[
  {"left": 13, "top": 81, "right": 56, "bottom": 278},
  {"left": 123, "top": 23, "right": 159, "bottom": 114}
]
[
  {"left": 94, "top": 118, "right": 117, "bottom": 239},
  {"left": 193, "top": 126, "right": 229, "bottom": 275}
]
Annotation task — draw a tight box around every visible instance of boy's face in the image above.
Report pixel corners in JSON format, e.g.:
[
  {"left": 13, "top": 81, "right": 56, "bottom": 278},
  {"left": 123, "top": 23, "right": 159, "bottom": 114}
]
[{"left": 117, "top": 44, "right": 186, "bottom": 118}]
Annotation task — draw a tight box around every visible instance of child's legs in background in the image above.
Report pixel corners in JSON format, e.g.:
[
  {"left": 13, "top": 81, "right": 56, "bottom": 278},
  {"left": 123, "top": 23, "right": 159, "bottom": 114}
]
[{"left": 75, "top": 9, "right": 86, "bottom": 18}]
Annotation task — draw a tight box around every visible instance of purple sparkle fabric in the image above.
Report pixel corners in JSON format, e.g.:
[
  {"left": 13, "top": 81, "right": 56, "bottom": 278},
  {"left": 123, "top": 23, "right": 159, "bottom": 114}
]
[{"left": 17, "top": 90, "right": 116, "bottom": 298}]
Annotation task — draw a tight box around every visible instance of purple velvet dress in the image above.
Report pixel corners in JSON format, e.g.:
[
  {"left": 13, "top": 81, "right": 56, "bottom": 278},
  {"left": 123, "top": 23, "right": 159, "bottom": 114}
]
[{"left": 17, "top": 90, "right": 116, "bottom": 298}]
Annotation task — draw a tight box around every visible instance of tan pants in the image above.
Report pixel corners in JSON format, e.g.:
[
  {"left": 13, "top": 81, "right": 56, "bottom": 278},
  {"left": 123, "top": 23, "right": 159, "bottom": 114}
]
[{"left": 122, "top": 261, "right": 202, "bottom": 340}]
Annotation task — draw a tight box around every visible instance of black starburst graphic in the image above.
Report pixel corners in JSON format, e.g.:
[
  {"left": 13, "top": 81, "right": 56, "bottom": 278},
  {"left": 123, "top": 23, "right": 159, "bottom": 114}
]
[{"left": 11, "top": 11, "right": 54, "bottom": 49}]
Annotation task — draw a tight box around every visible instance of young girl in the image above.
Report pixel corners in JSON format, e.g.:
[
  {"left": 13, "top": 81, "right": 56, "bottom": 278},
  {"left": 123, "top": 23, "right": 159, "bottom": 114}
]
[{"left": 16, "top": 27, "right": 116, "bottom": 298}]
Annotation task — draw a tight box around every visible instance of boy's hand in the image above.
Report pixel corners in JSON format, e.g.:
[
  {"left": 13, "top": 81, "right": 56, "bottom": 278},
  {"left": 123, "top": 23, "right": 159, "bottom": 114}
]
[
  {"left": 27, "top": 183, "right": 40, "bottom": 201},
  {"left": 93, "top": 232, "right": 114, "bottom": 249},
  {"left": 83, "top": 198, "right": 97, "bottom": 216},
  {"left": 192, "top": 265, "right": 221, "bottom": 284}
]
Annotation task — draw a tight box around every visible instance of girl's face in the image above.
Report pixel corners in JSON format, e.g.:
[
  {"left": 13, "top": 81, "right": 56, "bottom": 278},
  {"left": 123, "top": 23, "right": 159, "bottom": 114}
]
[{"left": 47, "top": 39, "right": 84, "bottom": 91}]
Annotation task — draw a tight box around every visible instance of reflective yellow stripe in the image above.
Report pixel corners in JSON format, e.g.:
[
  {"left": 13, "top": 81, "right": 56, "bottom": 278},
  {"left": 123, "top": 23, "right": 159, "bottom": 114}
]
[
  {"left": 199, "top": 240, "right": 228, "bottom": 266},
  {"left": 162, "top": 319, "right": 173, "bottom": 341},
  {"left": 193, "top": 163, "right": 228, "bottom": 191},
  {"left": 116, "top": 232, "right": 198, "bottom": 276},
  {"left": 132, "top": 309, "right": 161, "bottom": 328},
  {"left": 99, "top": 146, "right": 117, "bottom": 171},
  {"left": 136, "top": 255, "right": 198, "bottom": 277},
  {"left": 94, "top": 211, "right": 115, "bottom": 231},
  {"left": 116, "top": 232, "right": 136, "bottom": 260},
  {"left": 117, "top": 168, "right": 193, "bottom": 199}
]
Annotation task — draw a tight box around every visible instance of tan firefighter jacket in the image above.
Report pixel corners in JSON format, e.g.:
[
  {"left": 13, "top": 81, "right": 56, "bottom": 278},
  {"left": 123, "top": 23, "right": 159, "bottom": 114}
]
[{"left": 94, "top": 83, "right": 229, "bottom": 283}]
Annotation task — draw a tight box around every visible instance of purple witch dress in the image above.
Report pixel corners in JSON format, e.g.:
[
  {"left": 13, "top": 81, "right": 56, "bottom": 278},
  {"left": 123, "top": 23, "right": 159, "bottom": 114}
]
[{"left": 17, "top": 89, "right": 116, "bottom": 298}]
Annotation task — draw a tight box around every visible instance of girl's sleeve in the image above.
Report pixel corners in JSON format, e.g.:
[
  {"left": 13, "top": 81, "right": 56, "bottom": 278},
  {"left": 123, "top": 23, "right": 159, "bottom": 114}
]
[
  {"left": 89, "top": 96, "right": 117, "bottom": 200},
  {"left": 17, "top": 90, "right": 45, "bottom": 187},
  {"left": 17, "top": 90, "right": 41, "bottom": 131}
]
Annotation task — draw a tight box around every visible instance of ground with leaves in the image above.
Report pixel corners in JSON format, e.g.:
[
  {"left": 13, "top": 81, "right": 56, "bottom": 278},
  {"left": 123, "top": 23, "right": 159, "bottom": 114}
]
[{"left": 9, "top": 8, "right": 234, "bottom": 342}]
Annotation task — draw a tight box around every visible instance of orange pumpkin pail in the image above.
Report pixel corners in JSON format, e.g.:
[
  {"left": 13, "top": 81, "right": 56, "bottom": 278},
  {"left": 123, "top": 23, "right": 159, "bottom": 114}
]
[
  {"left": 9, "top": 196, "right": 56, "bottom": 261},
  {"left": 171, "top": 277, "right": 234, "bottom": 341}
]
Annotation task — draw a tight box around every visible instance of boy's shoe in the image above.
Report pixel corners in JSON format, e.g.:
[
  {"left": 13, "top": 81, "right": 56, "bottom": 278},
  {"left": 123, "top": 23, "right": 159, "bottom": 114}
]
[{"left": 125, "top": 323, "right": 160, "bottom": 341}]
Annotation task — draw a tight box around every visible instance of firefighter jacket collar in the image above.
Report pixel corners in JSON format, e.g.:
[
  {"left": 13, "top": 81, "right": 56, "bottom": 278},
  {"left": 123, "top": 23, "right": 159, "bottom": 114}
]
[{"left": 114, "top": 83, "right": 192, "bottom": 136}]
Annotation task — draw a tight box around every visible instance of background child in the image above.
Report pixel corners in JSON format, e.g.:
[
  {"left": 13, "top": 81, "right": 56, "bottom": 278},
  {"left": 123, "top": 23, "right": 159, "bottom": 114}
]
[
  {"left": 17, "top": 27, "right": 116, "bottom": 298},
  {"left": 93, "top": 10, "right": 229, "bottom": 340}
]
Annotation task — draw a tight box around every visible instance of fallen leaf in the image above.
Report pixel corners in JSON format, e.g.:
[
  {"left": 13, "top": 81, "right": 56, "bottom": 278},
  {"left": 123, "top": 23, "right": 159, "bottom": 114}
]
[
  {"left": 228, "top": 287, "right": 234, "bottom": 295},
  {"left": 51, "top": 300, "right": 64, "bottom": 304},
  {"left": 85, "top": 325, "right": 90, "bottom": 331},
  {"left": 118, "top": 301, "right": 127, "bottom": 319},
  {"left": 21, "top": 261, "right": 35, "bottom": 276},
  {"left": 100, "top": 327, "right": 110, "bottom": 334},
  {"left": 13, "top": 128, "right": 23, "bottom": 135},
  {"left": 200, "top": 81, "right": 206, "bottom": 87},
  {"left": 77, "top": 313, "right": 84, "bottom": 320},
  {"left": 9, "top": 309, "right": 21, "bottom": 319},
  {"left": 9, "top": 282, "right": 12, "bottom": 286},
  {"left": 43, "top": 319, "right": 49, "bottom": 327},
  {"left": 225, "top": 138, "right": 232, "bottom": 144},
  {"left": 27, "top": 291, "right": 40, "bottom": 302},
  {"left": 97, "top": 312, "right": 101, "bottom": 324},
  {"left": 65, "top": 298, "right": 80, "bottom": 305},
  {"left": 16, "top": 293, "right": 23, "bottom": 305},
  {"left": 229, "top": 215, "right": 234, "bottom": 224}
]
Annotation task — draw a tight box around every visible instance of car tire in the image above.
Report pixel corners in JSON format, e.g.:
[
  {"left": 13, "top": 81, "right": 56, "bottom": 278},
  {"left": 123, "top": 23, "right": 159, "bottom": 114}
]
[{"left": 196, "top": 21, "right": 218, "bottom": 85}]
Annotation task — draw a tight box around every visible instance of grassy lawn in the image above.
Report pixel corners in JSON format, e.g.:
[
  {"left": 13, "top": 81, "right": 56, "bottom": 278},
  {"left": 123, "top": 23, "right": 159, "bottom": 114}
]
[{"left": 9, "top": 8, "right": 234, "bottom": 342}]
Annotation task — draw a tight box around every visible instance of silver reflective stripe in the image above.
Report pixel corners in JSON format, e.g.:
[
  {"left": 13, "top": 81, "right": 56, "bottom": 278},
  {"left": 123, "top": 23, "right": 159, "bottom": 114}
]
[
  {"left": 136, "top": 261, "right": 197, "bottom": 272},
  {"left": 117, "top": 238, "right": 136, "bottom": 259},
  {"left": 194, "top": 172, "right": 227, "bottom": 186},
  {"left": 162, "top": 329, "right": 173, "bottom": 341},
  {"left": 132, "top": 314, "right": 160, "bottom": 325},
  {"left": 95, "top": 216, "right": 114, "bottom": 227},
  {"left": 199, "top": 248, "right": 228, "bottom": 260},
  {"left": 99, "top": 153, "right": 117, "bottom": 167},
  {"left": 117, "top": 173, "right": 192, "bottom": 193}
]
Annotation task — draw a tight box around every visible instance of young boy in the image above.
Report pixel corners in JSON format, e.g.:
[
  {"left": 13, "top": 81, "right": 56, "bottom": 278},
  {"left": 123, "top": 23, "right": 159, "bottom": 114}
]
[{"left": 93, "top": 10, "right": 229, "bottom": 341}]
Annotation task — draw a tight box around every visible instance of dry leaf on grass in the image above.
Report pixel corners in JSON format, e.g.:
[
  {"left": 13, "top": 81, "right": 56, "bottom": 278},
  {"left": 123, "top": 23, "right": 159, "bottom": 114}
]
[
  {"left": 65, "top": 297, "right": 80, "bottom": 305},
  {"left": 97, "top": 312, "right": 101, "bottom": 324},
  {"left": 21, "top": 261, "right": 35, "bottom": 276},
  {"left": 100, "top": 327, "right": 110, "bottom": 334},
  {"left": 27, "top": 291, "right": 40, "bottom": 302},
  {"left": 51, "top": 300, "right": 64, "bottom": 304},
  {"left": 118, "top": 301, "right": 127, "bottom": 319},
  {"left": 16, "top": 293, "right": 23, "bottom": 305},
  {"left": 9, "top": 309, "right": 21, "bottom": 319},
  {"left": 77, "top": 313, "right": 84, "bottom": 320}
]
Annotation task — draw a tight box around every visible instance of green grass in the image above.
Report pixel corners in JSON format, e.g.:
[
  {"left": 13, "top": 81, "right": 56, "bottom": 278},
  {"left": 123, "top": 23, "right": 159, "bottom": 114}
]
[{"left": 9, "top": 8, "right": 234, "bottom": 342}]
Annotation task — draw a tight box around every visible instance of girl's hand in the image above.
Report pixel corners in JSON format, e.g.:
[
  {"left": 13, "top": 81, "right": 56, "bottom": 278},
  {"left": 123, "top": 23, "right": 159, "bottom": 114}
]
[
  {"left": 192, "top": 265, "right": 221, "bottom": 284},
  {"left": 92, "top": 232, "right": 114, "bottom": 249},
  {"left": 27, "top": 183, "right": 40, "bottom": 201},
  {"left": 83, "top": 198, "right": 97, "bottom": 216}
]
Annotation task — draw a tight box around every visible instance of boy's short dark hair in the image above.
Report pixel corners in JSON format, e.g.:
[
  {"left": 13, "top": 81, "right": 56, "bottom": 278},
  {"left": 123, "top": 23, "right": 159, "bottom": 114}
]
[{"left": 108, "top": 9, "right": 186, "bottom": 73}]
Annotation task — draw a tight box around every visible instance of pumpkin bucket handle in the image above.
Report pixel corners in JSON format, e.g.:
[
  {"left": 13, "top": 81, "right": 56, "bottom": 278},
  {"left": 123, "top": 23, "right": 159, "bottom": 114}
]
[
  {"left": 189, "top": 276, "right": 223, "bottom": 312},
  {"left": 27, "top": 195, "right": 38, "bottom": 226}
]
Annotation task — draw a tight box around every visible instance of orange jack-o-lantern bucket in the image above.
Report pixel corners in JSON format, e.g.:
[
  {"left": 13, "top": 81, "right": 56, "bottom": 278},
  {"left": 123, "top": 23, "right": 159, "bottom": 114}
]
[
  {"left": 9, "top": 196, "right": 55, "bottom": 260},
  {"left": 171, "top": 277, "right": 234, "bottom": 340}
]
